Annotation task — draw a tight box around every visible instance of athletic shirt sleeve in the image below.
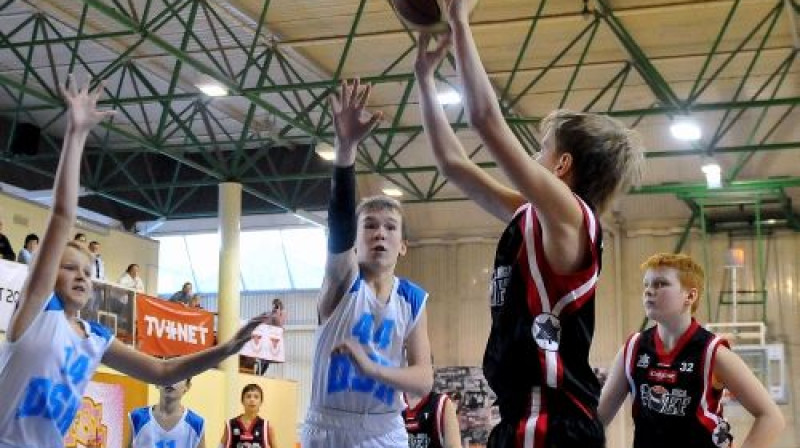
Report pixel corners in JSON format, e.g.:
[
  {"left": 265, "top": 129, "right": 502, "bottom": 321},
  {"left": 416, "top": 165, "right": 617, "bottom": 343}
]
[
  {"left": 184, "top": 410, "right": 205, "bottom": 438},
  {"left": 87, "top": 320, "right": 115, "bottom": 352},
  {"left": 129, "top": 407, "right": 150, "bottom": 437}
]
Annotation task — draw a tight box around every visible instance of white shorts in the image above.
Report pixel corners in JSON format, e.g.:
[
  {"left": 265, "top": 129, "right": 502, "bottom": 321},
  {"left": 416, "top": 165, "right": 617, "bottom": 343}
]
[{"left": 301, "top": 408, "right": 408, "bottom": 448}]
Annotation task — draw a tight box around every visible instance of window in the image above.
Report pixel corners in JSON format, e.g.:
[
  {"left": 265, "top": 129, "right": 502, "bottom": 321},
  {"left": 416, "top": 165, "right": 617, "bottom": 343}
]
[{"left": 155, "top": 226, "right": 326, "bottom": 294}]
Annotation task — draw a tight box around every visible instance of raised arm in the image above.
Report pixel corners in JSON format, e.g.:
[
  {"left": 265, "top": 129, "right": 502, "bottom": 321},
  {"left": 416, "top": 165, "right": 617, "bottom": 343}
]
[
  {"left": 6, "top": 76, "right": 114, "bottom": 342},
  {"left": 414, "top": 32, "right": 524, "bottom": 222},
  {"left": 444, "top": 1, "right": 583, "bottom": 231},
  {"left": 318, "top": 79, "right": 382, "bottom": 322},
  {"left": 713, "top": 346, "right": 785, "bottom": 448},
  {"left": 597, "top": 346, "right": 630, "bottom": 427},
  {"left": 102, "top": 313, "right": 267, "bottom": 385}
]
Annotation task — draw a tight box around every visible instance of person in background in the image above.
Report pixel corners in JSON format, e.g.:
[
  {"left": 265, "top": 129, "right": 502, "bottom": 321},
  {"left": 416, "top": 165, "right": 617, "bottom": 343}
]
[
  {"left": 118, "top": 263, "right": 145, "bottom": 292},
  {"left": 127, "top": 378, "right": 206, "bottom": 448},
  {"left": 188, "top": 295, "right": 203, "bottom": 309},
  {"left": 74, "top": 232, "right": 87, "bottom": 244},
  {"left": 403, "top": 389, "right": 461, "bottom": 448},
  {"left": 170, "top": 282, "right": 193, "bottom": 305},
  {"left": 0, "top": 218, "right": 15, "bottom": 261},
  {"left": 17, "top": 233, "right": 39, "bottom": 265},
  {"left": 220, "top": 384, "right": 275, "bottom": 448},
  {"left": 269, "top": 298, "right": 287, "bottom": 327},
  {"left": 88, "top": 241, "right": 104, "bottom": 280}
]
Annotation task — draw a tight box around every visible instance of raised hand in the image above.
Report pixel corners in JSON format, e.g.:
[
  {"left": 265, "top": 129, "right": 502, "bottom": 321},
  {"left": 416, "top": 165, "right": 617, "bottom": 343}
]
[
  {"left": 329, "top": 78, "right": 383, "bottom": 161},
  {"left": 228, "top": 313, "right": 270, "bottom": 353},
  {"left": 59, "top": 74, "right": 115, "bottom": 133},
  {"left": 443, "top": 0, "right": 472, "bottom": 24},
  {"left": 414, "top": 32, "right": 452, "bottom": 80}
]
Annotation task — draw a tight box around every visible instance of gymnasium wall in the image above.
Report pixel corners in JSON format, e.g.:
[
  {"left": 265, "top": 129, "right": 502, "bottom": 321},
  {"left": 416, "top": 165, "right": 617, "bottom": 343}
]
[{"left": 0, "top": 191, "right": 159, "bottom": 294}]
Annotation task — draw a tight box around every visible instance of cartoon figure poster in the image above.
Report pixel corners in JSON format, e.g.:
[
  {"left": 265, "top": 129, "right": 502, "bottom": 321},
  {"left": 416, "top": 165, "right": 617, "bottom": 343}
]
[{"left": 64, "top": 381, "right": 125, "bottom": 448}]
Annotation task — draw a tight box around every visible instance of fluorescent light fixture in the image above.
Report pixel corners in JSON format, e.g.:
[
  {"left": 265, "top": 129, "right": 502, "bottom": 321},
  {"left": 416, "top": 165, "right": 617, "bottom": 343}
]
[
  {"left": 197, "top": 83, "right": 228, "bottom": 97},
  {"left": 382, "top": 187, "right": 403, "bottom": 197},
  {"left": 437, "top": 90, "right": 462, "bottom": 105},
  {"left": 315, "top": 142, "right": 335, "bottom": 161},
  {"left": 701, "top": 160, "right": 722, "bottom": 189},
  {"left": 670, "top": 120, "right": 701, "bottom": 141}
]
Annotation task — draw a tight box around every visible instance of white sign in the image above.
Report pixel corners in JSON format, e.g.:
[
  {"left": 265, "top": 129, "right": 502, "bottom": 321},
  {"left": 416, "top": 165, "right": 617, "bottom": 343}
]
[
  {"left": 240, "top": 323, "right": 285, "bottom": 362},
  {"left": 0, "top": 259, "right": 29, "bottom": 332}
]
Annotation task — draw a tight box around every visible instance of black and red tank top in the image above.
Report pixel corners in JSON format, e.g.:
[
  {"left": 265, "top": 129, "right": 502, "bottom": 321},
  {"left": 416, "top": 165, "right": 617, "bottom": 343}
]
[
  {"left": 483, "top": 198, "right": 602, "bottom": 425},
  {"left": 624, "top": 320, "right": 732, "bottom": 448},
  {"left": 402, "top": 392, "right": 449, "bottom": 448},
  {"left": 224, "top": 416, "right": 269, "bottom": 448}
]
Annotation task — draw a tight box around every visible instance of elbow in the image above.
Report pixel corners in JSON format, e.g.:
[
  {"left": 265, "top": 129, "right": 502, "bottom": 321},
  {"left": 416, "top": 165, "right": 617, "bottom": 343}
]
[{"left": 465, "top": 103, "right": 501, "bottom": 132}]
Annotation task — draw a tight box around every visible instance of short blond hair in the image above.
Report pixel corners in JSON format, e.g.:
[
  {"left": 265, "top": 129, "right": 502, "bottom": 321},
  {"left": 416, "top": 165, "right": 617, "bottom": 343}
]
[
  {"left": 356, "top": 195, "right": 407, "bottom": 240},
  {"left": 66, "top": 240, "right": 93, "bottom": 263},
  {"left": 641, "top": 253, "right": 704, "bottom": 313},
  {"left": 540, "top": 110, "right": 643, "bottom": 213}
]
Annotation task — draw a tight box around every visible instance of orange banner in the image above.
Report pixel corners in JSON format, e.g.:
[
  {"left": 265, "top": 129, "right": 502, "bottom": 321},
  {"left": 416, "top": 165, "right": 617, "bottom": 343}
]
[{"left": 135, "top": 294, "right": 215, "bottom": 357}]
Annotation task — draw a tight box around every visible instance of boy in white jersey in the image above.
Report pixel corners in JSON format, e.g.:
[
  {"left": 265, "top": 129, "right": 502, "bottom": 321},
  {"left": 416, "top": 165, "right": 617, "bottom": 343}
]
[
  {"left": 127, "top": 378, "right": 205, "bottom": 448},
  {"left": 0, "top": 76, "right": 267, "bottom": 448},
  {"left": 300, "top": 79, "right": 434, "bottom": 448}
]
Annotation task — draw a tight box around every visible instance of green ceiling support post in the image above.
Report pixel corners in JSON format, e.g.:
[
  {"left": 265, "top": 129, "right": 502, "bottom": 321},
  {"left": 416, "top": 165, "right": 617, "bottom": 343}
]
[
  {"left": 154, "top": 0, "right": 201, "bottom": 143},
  {"left": 596, "top": 0, "right": 682, "bottom": 110},
  {"left": 508, "top": 21, "right": 597, "bottom": 109},
  {"left": 379, "top": 130, "right": 422, "bottom": 169},
  {"left": 688, "top": 0, "right": 742, "bottom": 101},
  {"left": 378, "top": 79, "right": 416, "bottom": 168},
  {"left": 380, "top": 43, "right": 416, "bottom": 76},
  {"left": 500, "top": 0, "right": 547, "bottom": 106},
  {"left": 584, "top": 63, "right": 630, "bottom": 112},
  {"left": 689, "top": 3, "right": 783, "bottom": 104},
  {"left": 233, "top": 51, "right": 275, "bottom": 177},
  {"left": 239, "top": 0, "right": 271, "bottom": 88},
  {"left": 559, "top": 19, "right": 600, "bottom": 109},
  {"left": 91, "top": 65, "right": 130, "bottom": 187},
  {"left": 707, "top": 6, "right": 783, "bottom": 149},
  {"left": 67, "top": 4, "right": 90, "bottom": 75}
]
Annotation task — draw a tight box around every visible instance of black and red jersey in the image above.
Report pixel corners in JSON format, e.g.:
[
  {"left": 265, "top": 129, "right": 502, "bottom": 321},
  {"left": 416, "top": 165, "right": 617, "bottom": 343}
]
[
  {"left": 224, "top": 416, "right": 270, "bottom": 448},
  {"left": 624, "top": 319, "right": 732, "bottom": 448},
  {"left": 402, "top": 392, "right": 448, "bottom": 448},
  {"left": 483, "top": 198, "right": 603, "bottom": 448}
]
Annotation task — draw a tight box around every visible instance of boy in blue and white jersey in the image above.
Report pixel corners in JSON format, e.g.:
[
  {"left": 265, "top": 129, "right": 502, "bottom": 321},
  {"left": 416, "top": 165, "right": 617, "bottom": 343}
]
[
  {"left": 128, "top": 378, "right": 205, "bottom": 448},
  {"left": 0, "top": 75, "right": 267, "bottom": 448},
  {"left": 299, "top": 79, "right": 434, "bottom": 448}
]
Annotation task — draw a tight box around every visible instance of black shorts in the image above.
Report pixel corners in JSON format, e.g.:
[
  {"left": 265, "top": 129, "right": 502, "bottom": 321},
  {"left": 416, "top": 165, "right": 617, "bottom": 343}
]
[{"left": 487, "top": 412, "right": 605, "bottom": 448}]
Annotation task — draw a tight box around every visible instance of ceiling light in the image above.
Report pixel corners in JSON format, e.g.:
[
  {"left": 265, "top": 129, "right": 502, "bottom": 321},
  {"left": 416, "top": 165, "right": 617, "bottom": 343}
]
[
  {"left": 437, "top": 90, "right": 461, "bottom": 105},
  {"left": 197, "top": 83, "right": 228, "bottom": 97},
  {"left": 701, "top": 160, "right": 722, "bottom": 189},
  {"left": 670, "top": 120, "right": 701, "bottom": 141},
  {"left": 382, "top": 187, "right": 403, "bottom": 197},
  {"left": 315, "top": 142, "right": 335, "bottom": 161}
]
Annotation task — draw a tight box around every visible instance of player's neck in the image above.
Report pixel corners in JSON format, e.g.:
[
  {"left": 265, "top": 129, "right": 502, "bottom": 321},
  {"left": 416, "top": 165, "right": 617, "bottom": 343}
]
[
  {"left": 656, "top": 313, "right": 693, "bottom": 351},
  {"left": 241, "top": 411, "right": 259, "bottom": 423},
  {"left": 362, "top": 269, "right": 395, "bottom": 303},
  {"left": 156, "top": 400, "right": 183, "bottom": 417}
]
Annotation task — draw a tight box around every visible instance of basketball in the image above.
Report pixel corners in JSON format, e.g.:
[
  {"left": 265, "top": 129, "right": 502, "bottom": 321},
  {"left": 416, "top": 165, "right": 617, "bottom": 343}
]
[{"left": 390, "top": 0, "right": 478, "bottom": 32}]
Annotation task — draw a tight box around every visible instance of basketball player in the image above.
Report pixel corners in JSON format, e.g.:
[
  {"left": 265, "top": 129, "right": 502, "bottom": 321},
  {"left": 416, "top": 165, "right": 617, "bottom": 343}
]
[
  {"left": 0, "top": 76, "right": 267, "bottom": 448},
  {"left": 403, "top": 390, "right": 461, "bottom": 448},
  {"left": 220, "top": 384, "right": 274, "bottom": 448},
  {"left": 598, "top": 253, "right": 784, "bottom": 448},
  {"left": 299, "top": 79, "right": 434, "bottom": 447},
  {"left": 127, "top": 378, "right": 205, "bottom": 448},
  {"left": 413, "top": 3, "right": 643, "bottom": 445}
]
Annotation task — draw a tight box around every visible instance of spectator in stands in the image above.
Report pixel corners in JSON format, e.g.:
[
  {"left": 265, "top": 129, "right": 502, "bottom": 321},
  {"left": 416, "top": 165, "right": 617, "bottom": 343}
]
[
  {"left": 118, "top": 263, "right": 145, "bottom": 292},
  {"left": 88, "top": 240, "right": 104, "bottom": 280},
  {"left": 0, "top": 218, "right": 15, "bottom": 261},
  {"left": 269, "top": 298, "right": 287, "bottom": 327},
  {"left": 170, "top": 281, "right": 193, "bottom": 304},
  {"left": 16, "top": 233, "right": 39, "bottom": 265},
  {"left": 188, "top": 294, "right": 203, "bottom": 309},
  {"left": 74, "top": 232, "right": 87, "bottom": 244}
]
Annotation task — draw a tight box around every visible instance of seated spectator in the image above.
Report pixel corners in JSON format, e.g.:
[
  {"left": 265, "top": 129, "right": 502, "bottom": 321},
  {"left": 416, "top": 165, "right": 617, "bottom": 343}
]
[
  {"left": 118, "top": 263, "right": 145, "bottom": 292},
  {"left": 74, "top": 232, "right": 87, "bottom": 244},
  {"left": 17, "top": 233, "right": 39, "bottom": 265},
  {"left": 0, "top": 218, "right": 14, "bottom": 261},
  {"left": 170, "top": 282, "right": 193, "bottom": 304},
  {"left": 188, "top": 294, "right": 203, "bottom": 309}
]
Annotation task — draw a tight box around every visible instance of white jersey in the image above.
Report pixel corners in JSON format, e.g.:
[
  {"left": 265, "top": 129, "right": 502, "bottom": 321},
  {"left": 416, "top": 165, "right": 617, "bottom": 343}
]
[
  {"left": 130, "top": 406, "right": 205, "bottom": 448},
  {"left": 308, "top": 274, "right": 427, "bottom": 414},
  {"left": 0, "top": 294, "right": 114, "bottom": 448}
]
